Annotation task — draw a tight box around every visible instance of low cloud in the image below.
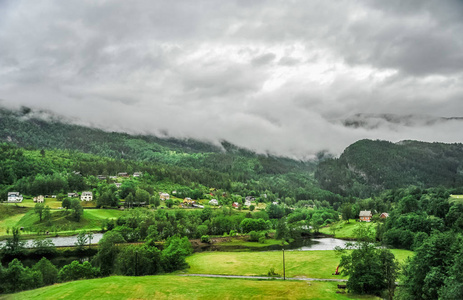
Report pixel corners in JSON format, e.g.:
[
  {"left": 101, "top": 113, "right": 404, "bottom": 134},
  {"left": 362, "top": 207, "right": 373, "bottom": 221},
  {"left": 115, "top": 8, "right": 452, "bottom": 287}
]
[{"left": 1, "top": 0, "right": 463, "bottom": 159}]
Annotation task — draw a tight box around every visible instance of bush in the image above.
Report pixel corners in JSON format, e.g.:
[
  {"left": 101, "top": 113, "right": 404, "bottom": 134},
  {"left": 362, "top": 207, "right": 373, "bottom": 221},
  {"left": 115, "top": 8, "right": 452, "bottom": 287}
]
[
  {"left": 161, "top": 236, "right": 193, "bottom": 272},
  {"left": 58, "top": 261, "right": 100, "bottom": 282},
  {"left": 248, "top": 231, "right": 260, "bottom": 242},
  {"left": 267, "top": 267, "right": 279, "bottom": 277},
  {"left": 115, "top": 245, "right": 162, "bottom": 276},
  {"left": 200, "top": 235, "right": 211, "bottom": 244}
]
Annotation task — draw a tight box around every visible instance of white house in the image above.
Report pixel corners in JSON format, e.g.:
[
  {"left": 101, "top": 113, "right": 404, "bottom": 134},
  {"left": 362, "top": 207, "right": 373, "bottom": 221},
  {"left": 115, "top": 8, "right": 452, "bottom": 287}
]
[
  {"left": 209, "top": 199, "right": 219, "bottom": 206},
  {"left": 133, "top": 172, "right": 142, "bottom": 177},
  {"left": 34, "top": 195, "right": 45, "bottom": 203},
  {"left": 7, "top": 192, "right": 23, "bottom": 203},
  {"left": 81, "top": 191, "right": 93, "bottom": 201},
  {"left": 159, "top": 193, "right": 170, "bottom": 200}
]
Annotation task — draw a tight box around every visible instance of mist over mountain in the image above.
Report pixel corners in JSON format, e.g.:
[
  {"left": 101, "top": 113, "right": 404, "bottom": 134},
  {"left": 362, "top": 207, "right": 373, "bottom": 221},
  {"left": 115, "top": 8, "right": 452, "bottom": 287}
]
[
  {"left": 341, "top": 113, "right": 463, "bottom": 130},
  {"left": 2, "top": 1, "right": 463, "bottom": 158}
]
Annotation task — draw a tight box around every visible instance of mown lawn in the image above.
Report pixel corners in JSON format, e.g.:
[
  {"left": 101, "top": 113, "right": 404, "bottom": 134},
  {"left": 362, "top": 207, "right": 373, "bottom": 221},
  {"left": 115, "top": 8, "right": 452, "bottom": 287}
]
[
  {"left": 319, "top": 220, "right": 376, "bottom": 239},
  {"left": 0, "top": 275, "right": 380, "bottom": 300},
  {"left": 185, "top": 249, "right": 413, "bottom": 279}
]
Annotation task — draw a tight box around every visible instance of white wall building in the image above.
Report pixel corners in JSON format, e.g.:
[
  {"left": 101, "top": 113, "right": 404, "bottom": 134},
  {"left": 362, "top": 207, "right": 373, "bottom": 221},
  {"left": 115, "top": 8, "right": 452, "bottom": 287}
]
[
  {"left": 81, "top": 191, "right": 93, "bottom": 201},
  {"left": 7, "top": 192, "right": 23, "bottom": 203}
]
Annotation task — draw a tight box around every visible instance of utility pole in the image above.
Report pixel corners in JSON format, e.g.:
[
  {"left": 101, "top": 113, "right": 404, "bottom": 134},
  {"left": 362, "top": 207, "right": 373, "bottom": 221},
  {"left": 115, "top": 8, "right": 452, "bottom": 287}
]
[
  {"left": 283, "top": 247, "right": 286, "bottom": 280},
  {"left": 135, "top": 250, "right": 138, "bottom": 276}
]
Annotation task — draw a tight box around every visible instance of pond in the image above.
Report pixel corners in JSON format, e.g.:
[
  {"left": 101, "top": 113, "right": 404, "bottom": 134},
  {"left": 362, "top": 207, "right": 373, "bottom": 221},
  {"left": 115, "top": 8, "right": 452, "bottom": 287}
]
[
  {"left": 197, "top": 237, "right": 350, "bottom": 252},
  {"left": 288, "top": 237, "right": 350, "bottom": 251}
]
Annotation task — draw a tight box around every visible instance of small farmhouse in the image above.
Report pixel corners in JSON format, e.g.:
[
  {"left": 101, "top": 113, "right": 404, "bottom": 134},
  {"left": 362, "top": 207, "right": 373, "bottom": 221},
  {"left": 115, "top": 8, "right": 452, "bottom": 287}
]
[
  {"left": 209, "top": 199, "right": 218, "bottom": 206},
  {"left": 7, "top": 192, "right": 23, "bottom": 203},
  {"left": 183, "top": 197, "right": 195, "bottom": 205},
  {"left": 81, "top": 191, "right": 93, "bottom": 201},
  {"left": 380, "top": 212, "right": 389, "bottom": 219},
  {"left": 232, "top": 202, "right": 240, "bottom": 208},
  {"left": 118, "top": 172, "right": 129, "bottom": 177},
  {"left": 160, "top": 193, "right": 170, "bottom": 201},
  {"left": 68, "top": 192, "right": 79, "bottom": 198},
  {"left": 34, "top": 195, "right": 45, "bottom": 203},
  {"left": 133, "top": 172, "right": 142, "bottom": 177},
  {"left": 97, "top": 175, "right": 106, "bottom": 180},
  {"left": 359, "top": 210, "right": 372, "bottom": 222},
  {"left": 114, "top": 183, "right": 122, "bottom": 188}
]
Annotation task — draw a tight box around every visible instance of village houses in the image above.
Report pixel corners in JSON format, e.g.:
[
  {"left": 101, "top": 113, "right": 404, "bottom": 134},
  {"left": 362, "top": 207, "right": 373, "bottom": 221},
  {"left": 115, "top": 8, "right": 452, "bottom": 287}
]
[
  {"left": 359, "top": 210, "right": 373, "bottom": 222},
  {"left": 81, "top": 191, "right": 93, "bottom": 201},
  {"left": 159, "top": 193, "right": 170, "bottom": 201},
  {"left": 33, "top": 195, "right": 45, "bottom": 203},
  {"left": 7, "top": 192, "right": 23, "bottom": 203}
]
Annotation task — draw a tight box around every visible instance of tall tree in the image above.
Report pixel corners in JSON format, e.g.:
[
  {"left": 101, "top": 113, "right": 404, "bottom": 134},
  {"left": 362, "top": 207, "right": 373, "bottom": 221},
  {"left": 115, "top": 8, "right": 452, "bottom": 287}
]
[{"left": 34, "top": 203, "right": 44, "bottom": 222}]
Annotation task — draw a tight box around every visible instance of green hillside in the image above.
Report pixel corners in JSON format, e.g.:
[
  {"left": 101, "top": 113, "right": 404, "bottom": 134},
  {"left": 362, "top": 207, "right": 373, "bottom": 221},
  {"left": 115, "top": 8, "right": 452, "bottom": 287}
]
[
  {"left": 315, "top": 139, "right": 463, "bottom": 197},
  {"left": 0, "top": 106, "right": 341, "bottom": 203}
]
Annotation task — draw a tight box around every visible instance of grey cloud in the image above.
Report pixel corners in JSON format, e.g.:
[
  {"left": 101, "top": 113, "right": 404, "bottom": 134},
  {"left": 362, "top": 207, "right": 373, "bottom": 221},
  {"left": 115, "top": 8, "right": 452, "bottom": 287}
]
[
  {"left": 1, "top": 0, "right": 463, "bottom": 159},
  {"left": 251, "top": 53, "right": 276, "bottom": 66}
]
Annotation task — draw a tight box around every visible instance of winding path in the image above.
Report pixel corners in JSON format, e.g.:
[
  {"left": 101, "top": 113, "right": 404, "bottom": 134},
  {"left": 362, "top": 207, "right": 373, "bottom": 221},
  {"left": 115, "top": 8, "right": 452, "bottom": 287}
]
[{"left": 179, "top": 274, "right": 347, "bottom": 282}]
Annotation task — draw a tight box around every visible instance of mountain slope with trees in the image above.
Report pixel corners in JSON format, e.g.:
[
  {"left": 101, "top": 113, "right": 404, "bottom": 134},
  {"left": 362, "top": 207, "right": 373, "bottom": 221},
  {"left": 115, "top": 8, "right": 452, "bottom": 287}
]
[{"left": 316, "top": 139, "right": 463, "bottom": 197}]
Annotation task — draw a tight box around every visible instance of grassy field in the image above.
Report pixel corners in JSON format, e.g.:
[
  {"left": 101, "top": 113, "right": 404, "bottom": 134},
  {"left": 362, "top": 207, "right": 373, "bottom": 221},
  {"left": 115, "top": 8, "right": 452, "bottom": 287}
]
[
  {"left": 0, "top": 212, "right": 28, "bottom": 235},
  {"left": 319, "top": 220, "right": 376, "bottom": 239},
  {"left": 449, "top": 195, "right": 463, "bottom": 203},
  {"left": 0, "top": 209, "right": 125, "bottom": 236},
  {"left": 0, "top": 275, "right": 380, "bottom": 300},
  {"left": 185, "top": 249, "right": 413, "bottom": 279}
]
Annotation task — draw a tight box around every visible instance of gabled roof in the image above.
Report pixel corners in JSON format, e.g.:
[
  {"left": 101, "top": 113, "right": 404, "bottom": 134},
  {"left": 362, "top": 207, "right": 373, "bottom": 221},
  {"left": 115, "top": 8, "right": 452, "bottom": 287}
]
[{"left": 359, "top": 210, "right": 372, "bottom": 217}]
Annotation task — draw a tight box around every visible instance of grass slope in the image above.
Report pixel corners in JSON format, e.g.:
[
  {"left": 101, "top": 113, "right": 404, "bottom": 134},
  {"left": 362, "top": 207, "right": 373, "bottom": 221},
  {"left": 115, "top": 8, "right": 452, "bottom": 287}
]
[
  {"left": 1, "top": 275, "right": 379, "bottom": 300},
  {"left": 319, "top": 220, "right": 376, "bottom": 239},
  {"left": 185, "top": 250, "right": 413, "bottom": 279},
  {"left": 2, "top": 209, "right": 124, "bottom": 235}
]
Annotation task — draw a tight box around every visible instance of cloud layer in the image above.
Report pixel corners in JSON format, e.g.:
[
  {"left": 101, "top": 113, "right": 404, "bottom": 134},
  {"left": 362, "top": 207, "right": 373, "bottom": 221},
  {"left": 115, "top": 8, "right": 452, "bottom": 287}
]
[{"left": 1, "top": 0, "right": 463, "bottom": 158}]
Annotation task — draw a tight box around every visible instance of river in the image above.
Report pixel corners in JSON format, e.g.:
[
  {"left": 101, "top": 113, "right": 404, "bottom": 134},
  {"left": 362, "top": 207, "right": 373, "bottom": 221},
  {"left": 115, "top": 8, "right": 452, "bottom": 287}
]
[{"left": 0, "top": 233, "right": 104, "bottom": 248}]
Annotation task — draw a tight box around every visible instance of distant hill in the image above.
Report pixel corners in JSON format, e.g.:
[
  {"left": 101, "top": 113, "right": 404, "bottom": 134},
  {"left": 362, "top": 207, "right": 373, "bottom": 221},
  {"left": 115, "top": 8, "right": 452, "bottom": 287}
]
[{"left": 315, "top": 139, "right": 463, "bottom": 197}]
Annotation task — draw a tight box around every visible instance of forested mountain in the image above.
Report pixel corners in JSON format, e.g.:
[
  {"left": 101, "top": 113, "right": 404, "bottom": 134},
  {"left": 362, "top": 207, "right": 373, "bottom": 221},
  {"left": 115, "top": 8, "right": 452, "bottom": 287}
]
[
  {"left": 316, "top": 139, "right": 463, "bottom": 197},
  {"left": 1, "top": 107, "right": 341, "bottom": 203},
  {"left": 3, "top": 106, "right": 463, "bottom": 201}
]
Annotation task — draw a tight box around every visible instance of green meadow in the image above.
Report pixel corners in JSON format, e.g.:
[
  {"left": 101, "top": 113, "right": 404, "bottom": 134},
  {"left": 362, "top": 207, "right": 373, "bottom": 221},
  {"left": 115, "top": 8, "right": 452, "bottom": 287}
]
[
  {"left": 185, "top": 249, "right": 413, "bottom": 279},
  {"left": 0, "top": 275, "right": 380, "bottom": 300},
  {"left": 0, "top": 208, "right": 124, "bottom": 237},
  {"left": 319, "top": 220, "right": 376, "bottom": 239}
]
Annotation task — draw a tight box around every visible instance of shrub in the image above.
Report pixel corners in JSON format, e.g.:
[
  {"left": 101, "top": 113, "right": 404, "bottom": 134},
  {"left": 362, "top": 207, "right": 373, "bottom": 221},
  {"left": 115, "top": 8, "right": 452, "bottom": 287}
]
[{"left": 200, "top": 235, "right": 211, "bottom": 244}]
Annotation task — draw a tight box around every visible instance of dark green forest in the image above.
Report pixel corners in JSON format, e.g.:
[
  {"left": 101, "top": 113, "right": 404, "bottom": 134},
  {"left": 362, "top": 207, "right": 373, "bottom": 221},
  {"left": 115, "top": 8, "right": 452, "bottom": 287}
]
[{"left": 316, "top": 139, "right": 463, "bottom": 197}]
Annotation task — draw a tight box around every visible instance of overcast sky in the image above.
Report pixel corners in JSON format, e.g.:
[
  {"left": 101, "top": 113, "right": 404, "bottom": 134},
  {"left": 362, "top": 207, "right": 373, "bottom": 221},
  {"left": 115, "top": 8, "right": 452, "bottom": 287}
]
[{"left": 1, "top": 0, "right": 463, "bottom": 158}]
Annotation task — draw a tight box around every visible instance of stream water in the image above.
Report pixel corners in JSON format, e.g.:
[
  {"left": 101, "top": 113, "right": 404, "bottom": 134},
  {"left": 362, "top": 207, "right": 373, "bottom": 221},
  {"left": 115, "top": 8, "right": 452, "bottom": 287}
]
[{"left": 0, "top": 233, "right": 104, "bottom": 248}]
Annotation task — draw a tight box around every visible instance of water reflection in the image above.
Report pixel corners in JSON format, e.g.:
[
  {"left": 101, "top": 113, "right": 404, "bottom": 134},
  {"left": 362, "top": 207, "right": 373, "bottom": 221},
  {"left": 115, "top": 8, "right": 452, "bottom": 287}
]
[{"left": 289, "top": 238, "right": 349, "bottom": 251}]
